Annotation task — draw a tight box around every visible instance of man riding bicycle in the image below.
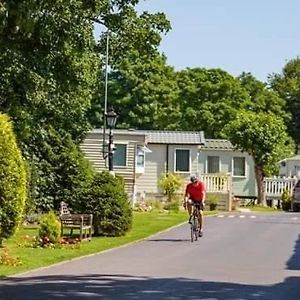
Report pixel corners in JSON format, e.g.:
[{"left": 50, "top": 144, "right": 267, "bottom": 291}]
[{"left": 183, "top": 176, "right": 206, "bottom": 237}]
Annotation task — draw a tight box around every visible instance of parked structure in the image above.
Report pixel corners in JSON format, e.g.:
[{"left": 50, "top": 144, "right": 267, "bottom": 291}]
[
  {"left": 279, "top": 154, "right": 300, "bottom": 178},
  {"left": 81, "top": 129, "right": 259, "bottom": 210},
  {"left": 82, "top": 129, "right": 300, "bottom": 211}
]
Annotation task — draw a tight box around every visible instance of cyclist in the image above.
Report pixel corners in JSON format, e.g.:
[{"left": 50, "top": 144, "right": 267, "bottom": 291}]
[{"left": 183, "top": 176, "right": 206, "bottom": 237}]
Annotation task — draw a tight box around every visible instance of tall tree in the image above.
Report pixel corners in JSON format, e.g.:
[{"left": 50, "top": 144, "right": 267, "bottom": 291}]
[
  {"left": 89, "top": 3, "right": 172, "bottom": 129},
  {"left": 269, "top": 57, "right": 300, "bottom": 148},
  {"left": 0, "top": 0, "right": 170, "bottom": 209},
  {"left": 224, "top": 111, "right": 295, "bottom": 205},
  {"left": 176, "top": 68, "right": 249, "bottom": 138},
  {"left": 238, "top": 72, "right": 288, "bottom": 119},
  {"left": 104, "top": 52, "right": 181, "bottom": 130}
]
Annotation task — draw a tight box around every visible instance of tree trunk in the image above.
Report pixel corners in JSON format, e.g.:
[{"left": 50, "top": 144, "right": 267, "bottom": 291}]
[{"left": 254, "top": 164, "right": 267, "bottom": 206}]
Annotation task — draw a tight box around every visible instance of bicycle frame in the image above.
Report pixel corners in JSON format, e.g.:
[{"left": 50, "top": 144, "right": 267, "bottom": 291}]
[{"left": 190, "top": 203, "right": 200, "bottom": 242}]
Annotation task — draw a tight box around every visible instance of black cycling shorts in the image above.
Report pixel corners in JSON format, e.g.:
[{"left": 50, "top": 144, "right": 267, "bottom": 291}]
[{"left": 191, "top": 200, "right": 204, "bottom": 211}]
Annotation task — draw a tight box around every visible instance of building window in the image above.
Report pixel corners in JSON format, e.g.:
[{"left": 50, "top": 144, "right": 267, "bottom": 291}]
[
  {"left": 136, "top": 146, "right": 145, "bottom": 171},
  {"left": 207, "top": 156, "right": 220, "bottom": 173},
  {"left": 113, "top": 144, "right": 127, "bottom": 167},
  {"left": 175, "top": 149, "right": 190, "bottom": 172},
  {"left": 233, "top": 157, "right": 246, "bottom": 176},
  {"left": 136, "top": 152, "right": 145, "bottom": 168}
]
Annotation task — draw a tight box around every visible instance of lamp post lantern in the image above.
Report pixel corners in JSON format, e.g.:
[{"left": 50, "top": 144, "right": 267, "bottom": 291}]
[{"left": 105, "top": 107, "right": 118, "bottom": 171}]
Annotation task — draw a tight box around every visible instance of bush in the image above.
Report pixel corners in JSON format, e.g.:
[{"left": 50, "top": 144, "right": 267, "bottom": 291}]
[
  {"left": 158, "top": 173, "right": 184, "bottom": 202},
  {"left": 206, "top": 194, "right": 219, "bottom": 211},
  {"left": 38, "top": 211, "right": 61, "bottom": 245},
  {"left": 163, "top": 199, "right": 180, "bottom": 213},
  {"left": 79, "top": 172, "right": 132, "bottom": 237},
  {"left": 281, "top": 189, "right": 291, "bottom": 211},
  {"left": 0, "top": 113, "right": 27, "bottom": 246},
  {"left": 28, "top": 135, "right": 95, "bottom": 212}
]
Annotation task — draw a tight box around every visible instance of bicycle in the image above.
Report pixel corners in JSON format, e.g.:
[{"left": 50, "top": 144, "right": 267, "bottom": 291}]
[{"left": 190, "top": 202, "right": 201, "bottom": 242}]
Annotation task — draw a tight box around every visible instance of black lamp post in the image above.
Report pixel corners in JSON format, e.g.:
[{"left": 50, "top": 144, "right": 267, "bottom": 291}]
[{"left": 105, "top": 107, "right": 118, "bottom": 171}]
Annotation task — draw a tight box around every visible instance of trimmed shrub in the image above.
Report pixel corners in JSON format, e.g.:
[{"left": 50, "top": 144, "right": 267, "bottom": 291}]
[
  {"left": 38, "top": 211, "right": 61, "bottom": 245},
  {"left": 78, "top": 171, "right": 132, "bottom": 237},
  {"left": 28, "top": 134, "right": 95, "bottom": 212},
  {"left": 0, "top": 113, "right": 27, "bottom": 246}
]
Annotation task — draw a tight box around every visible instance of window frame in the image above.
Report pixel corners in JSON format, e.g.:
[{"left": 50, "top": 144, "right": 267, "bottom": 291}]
[
  {"left": 113, "top": 143, "right": 128, "bottom": 168},
  {"left": 136, "top": 146, "right": 146, "bottom": 173},
  {"left": 174, "top": 148, "right": 191, "bottom": 173},
  {"left": 206, "top": 156, "right": 220, "bottom": 174},
  {"left": 232, "top": 156, "right": 246, "bottom": 177}
]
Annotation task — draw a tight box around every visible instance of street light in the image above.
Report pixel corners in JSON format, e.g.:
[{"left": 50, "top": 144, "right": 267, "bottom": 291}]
[{"left": 105, "top": 107, "right": 118, "bottom": 171}]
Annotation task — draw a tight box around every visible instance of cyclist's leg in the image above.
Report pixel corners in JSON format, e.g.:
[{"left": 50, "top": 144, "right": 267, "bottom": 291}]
[
  {"left": 187, "top": 199, "right": 193, "bottom": 223},
  {"left": 197, "top": 203, "right": 204, "bottom": 236}
]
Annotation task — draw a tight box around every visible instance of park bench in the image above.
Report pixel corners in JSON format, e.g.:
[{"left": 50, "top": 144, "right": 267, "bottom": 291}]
[{"left": 59, "top": 201, "right": 93, "bottom": 241}]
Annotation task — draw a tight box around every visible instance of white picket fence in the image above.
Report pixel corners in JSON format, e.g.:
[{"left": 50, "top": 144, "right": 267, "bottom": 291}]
[
  {"left": 264, "top": 176, "right": 298, "bottom": 198},
  {"left": 200, "top": 173, "right": 231, "bottom": 193}
]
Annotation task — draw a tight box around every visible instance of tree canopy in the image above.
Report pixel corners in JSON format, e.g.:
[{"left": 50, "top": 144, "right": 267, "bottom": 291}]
[
  {"left": 175, "top": 68, "right": 250, "bottom": 138},
  {"left": 0, "top": 0, "right": 171, "bottom": 210},
  {"left": 269, "top": 57, "right": 300, "bottom": 148},
  {"left": 224, "top": 111, "right": 295, "bottom": 205}
]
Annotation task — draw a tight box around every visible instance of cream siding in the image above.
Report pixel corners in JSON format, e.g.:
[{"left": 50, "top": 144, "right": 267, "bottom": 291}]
[
  {"left": 198, "top": 149, "right": 256, "bottom": 197},
  {"left": 80, "top": 131, "right": 146, "bottom": 197},
  {"left": 135, "top": 144, "right": 166, "bottom": 195},
  {"left": 135, "top": 144, "right": 199, "bottom": 197}
]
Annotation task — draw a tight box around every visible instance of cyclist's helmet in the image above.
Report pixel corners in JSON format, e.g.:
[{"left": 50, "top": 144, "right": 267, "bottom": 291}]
[{"left": 190, "top": 175, "right": 198, "bottom": 183}]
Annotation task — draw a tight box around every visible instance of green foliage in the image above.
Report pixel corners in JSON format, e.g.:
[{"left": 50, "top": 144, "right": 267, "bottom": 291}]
[
  {"left": 224, "top": 111, "right": 295, "bottom": 205},
  {"left": 0, "top": 248, "right": 22, "bottom": 267},
  {"left": 0, "top": 0, "right": 172, "bottom": 212},
  {"left": 0, "top": 113, "right": 27, "bottom": 246},
  {"left": 206, "top": 194, "right": 219, "bottom": 211},
  {"left": 224, "top": 111, "right": 295, "bottom": 173},
  {"left": 281, "top": 189, "right": 291, "bottom": 211},
  {"left": 103, "top": 52, "right": 181, "bottom": 130},
  {"left": 176, "top": 68, "right": 249, "bottom": 138},
  {"left": 158, "top": 173, "right": 184, "bottom": 202},
  {"left": 163, "top": 199, "right": 180, "bottom": 213},
  {"left": 270, "top": 57, "right": 300, "bottom": 147},
  {"left": 38, "top": 211, "right": 61, "bottom": 245},
  {"left": 78, "top": 172, "right": 132, "bottom": 237},
  {"left": 27, "top": 134, "right": 95, "bottom": 212},
  {"left": 238, "top": 72, "right": 287, "bottom": 119}
]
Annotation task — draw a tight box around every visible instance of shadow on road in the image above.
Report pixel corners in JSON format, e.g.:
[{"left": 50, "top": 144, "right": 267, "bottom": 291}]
[
  {"left": 1, "top": 274, "right": 300, "bottom": 300},
  {"left": 147, "top": 238, "right": 191, "bottom": 242},
  {"left": 287, "top": 233, "right": 300, "bottom": 270}
]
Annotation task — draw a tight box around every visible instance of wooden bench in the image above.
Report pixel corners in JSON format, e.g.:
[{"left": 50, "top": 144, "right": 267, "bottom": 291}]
[{"left": 59, "top": 202, "right": 93, "bottom": 241}]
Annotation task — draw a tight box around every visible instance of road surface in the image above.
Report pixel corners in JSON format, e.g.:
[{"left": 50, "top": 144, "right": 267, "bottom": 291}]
[{"left": 1, "top": 211, "right": 300, "bottom": 299}]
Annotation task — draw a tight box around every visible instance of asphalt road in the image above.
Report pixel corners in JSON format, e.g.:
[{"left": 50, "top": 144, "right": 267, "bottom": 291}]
[{"left": 1, "top": 211, "right": 300, "bottom": 300}]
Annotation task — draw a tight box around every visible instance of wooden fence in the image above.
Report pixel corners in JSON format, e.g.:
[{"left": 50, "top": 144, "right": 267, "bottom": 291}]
[
  {"left": 264, "top": 176, "right": 298, "bottom": 198},
  {"left": 200, "top": 173, "right": 231, "bottom": 193}
]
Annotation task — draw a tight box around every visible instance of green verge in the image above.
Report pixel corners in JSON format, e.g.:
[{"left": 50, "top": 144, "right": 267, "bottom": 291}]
[
  {"left": 243, "top": 205, "right": 282, "bottom": 213},
  {"left": 0, "top": 210, "right": 217, "bottom": 277}
]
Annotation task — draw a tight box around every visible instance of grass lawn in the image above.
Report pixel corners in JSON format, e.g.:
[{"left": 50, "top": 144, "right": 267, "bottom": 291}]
[
  {"left": 240, "top": 205, "right": 282, "bottom": 213},
  {"left": 0, "top": 210, "right": 217, "bottom": 277}
]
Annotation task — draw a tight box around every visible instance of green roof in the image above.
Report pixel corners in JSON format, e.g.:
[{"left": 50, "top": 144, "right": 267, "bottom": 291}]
[{"left": 201, "top": 139, "right": 234, "bottom": 150}]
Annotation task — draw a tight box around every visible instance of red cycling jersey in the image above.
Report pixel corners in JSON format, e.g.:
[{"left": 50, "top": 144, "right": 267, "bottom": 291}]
[{"left": 185, "top": 181, "right": 205, "bottom": 203}]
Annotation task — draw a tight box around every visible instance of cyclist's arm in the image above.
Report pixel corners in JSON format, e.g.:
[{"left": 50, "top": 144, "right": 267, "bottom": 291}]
[
  {"left": 200, "top": 181, "right": 206, "bottom": 203},
  {"left": 183, "top": 186, "right": 190, "bottom": 208}
]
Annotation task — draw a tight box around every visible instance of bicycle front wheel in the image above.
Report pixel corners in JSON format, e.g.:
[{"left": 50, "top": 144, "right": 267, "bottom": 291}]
[{"left": 193, "top": 217, "right": 199, "bottom": 241}]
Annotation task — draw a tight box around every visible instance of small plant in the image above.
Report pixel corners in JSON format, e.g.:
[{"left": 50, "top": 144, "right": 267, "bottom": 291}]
[
  {"left": 163, "top": 200, "right": 180, "bottom": 213},
  {"left": 281, "top": 189, "right": 291, "bottom": 211},
  {"left": 206, "top": 194, "right": 219, "bottom": 211},
  {"left": 158, "top": 173, "right": 184, "bottom": 202},
  {"left": 38, "top": 211, "right": 61, "bottom": 247},
  {"left": 0, "top": 248, "right": 22, "bottom": 266}
]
